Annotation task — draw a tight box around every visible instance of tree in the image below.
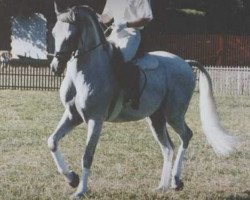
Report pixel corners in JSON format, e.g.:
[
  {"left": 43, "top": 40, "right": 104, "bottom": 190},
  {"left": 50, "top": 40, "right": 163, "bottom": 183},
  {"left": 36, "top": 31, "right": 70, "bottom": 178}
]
[{"left": 205, "top": 0, "right": 244, "bottom": 33}]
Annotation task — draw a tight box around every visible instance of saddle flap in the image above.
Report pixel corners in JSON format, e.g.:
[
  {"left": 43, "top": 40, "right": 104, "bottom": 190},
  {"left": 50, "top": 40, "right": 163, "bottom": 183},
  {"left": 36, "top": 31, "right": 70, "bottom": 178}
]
[{"left": 134, "top": 53, "right": 159, "bottom": 70}]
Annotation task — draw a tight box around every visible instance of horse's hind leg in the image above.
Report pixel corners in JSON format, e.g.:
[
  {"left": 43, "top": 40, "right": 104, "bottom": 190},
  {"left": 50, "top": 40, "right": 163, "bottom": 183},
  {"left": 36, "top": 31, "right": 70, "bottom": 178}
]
[
  {"left": 168, "top": 117, "right": 193, "bottom": 191},
  {"left": 48, "top": 105, "right": 82, "bottom": 188},
  {"left": 147, "top": 109, "right": 174, "bottom": 192}
]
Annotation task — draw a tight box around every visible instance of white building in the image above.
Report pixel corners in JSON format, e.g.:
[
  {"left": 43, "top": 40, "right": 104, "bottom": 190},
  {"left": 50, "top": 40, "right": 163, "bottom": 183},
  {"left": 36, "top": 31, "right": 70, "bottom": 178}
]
[{"left": 11, "top": 13, "right": 48, "bottom": 60}]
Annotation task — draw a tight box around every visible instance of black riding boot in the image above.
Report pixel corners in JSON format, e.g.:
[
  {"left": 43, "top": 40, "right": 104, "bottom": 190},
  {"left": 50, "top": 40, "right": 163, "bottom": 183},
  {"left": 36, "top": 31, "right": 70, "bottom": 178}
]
[
  {"left": 123, "top": 62, "right": 140, "bottom": 110},
  {"left": 113, "top": 55, "right": 141, "bottom": 110}
]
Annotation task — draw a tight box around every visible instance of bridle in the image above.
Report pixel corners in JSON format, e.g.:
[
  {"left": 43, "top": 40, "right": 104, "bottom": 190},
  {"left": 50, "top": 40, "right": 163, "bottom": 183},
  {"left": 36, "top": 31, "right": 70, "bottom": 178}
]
[
  {"left": 52, "top": 35, "right": 105, "bottom": 60},
  {"left": 53, "top": 51, "right": 72, "bottom": 61},
  {"left": 49, "top": 37, "right": 104, "bottom": 62}
]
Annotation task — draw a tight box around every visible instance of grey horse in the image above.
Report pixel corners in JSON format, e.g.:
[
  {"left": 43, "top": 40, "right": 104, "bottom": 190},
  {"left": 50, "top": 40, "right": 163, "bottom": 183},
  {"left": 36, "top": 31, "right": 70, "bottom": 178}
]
[{"left": 48, "top": 4, "right": 236, "bottom": 199}]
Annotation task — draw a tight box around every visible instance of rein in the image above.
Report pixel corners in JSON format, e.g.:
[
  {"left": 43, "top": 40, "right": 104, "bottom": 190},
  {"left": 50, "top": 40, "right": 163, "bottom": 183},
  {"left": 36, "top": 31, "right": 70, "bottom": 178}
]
[
  {"left": 73, "top": 42, "right": 104, "bottom": 58},
  {"left": 48, "top": 33, "right": 105, "bottom": 61}
]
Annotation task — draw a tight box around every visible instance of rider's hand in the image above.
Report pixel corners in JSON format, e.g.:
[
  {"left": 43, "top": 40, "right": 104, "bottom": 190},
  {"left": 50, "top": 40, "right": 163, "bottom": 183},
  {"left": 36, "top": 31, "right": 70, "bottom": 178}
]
[
  {"left": 98, "top": 14, "right": 113, "bottom": 25},
  {"left": 113, "top": 20, "right": 127, "bottom": 32}
]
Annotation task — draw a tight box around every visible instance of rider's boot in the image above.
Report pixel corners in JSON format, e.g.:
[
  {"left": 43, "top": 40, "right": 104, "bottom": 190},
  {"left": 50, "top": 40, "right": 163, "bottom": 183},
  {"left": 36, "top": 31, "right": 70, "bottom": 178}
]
[
  {"left": 124, "top": 61, "right": 140, "bottom": 110},
  {"left": 113, "top": 50, "right": 140, "bottom": 110}
]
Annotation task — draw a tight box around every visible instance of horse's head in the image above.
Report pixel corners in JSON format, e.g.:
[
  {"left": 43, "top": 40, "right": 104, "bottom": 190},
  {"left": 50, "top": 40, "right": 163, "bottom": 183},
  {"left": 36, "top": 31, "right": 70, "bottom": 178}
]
[
  {"left": 50, "top": 3, "right": 79, "bottom": 75},
  {"left": 50, "top": 3, "right": 106, "bottom": 76}
]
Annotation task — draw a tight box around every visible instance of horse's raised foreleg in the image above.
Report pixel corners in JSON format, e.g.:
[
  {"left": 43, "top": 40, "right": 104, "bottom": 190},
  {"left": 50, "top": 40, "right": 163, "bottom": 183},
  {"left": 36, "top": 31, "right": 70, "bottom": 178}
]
[
  {"left": 72, "top": 118, "right": 103, "bottom": 199},
  {"left": 147, "top": 109, "right": 174, "bottom": 192},
  {"left": 48, "top": 107, "right": 82, "bottom": 187},
  {"left": 168, "top": 118, "right": 193, "bottom": 191}
]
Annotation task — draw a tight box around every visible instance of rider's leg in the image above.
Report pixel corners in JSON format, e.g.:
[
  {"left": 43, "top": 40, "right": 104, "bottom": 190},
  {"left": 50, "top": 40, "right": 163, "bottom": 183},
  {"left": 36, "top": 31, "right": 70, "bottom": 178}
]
[{"left": 109, "top": 29, "right": 142, "bottom": 109}]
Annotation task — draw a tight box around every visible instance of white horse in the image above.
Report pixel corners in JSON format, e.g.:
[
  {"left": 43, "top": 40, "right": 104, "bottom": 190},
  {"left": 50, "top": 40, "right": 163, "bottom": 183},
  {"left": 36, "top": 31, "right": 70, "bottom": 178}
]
[{"left": 48, "top": 4, "right": 236, "bottom": 199}]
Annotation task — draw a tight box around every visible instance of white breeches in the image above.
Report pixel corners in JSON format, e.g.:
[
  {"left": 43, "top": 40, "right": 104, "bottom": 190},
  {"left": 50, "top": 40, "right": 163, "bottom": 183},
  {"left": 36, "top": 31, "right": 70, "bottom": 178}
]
[{"left": 108, "top": 28, "right": 141, "bottom": 62}]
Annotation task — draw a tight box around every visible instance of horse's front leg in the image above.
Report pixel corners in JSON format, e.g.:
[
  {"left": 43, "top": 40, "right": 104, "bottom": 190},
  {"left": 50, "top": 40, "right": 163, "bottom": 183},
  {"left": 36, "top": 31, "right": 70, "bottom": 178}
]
[
  {"left": 48, "top": 106, "right": 82, "bottom": 187},
  {"left": 72, "top": 118, "right": 103, "bottom": 199}
]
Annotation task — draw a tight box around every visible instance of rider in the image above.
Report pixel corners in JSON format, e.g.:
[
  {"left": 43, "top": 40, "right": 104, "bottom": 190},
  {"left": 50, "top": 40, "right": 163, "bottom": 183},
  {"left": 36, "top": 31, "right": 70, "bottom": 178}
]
[{"left": 100, "top": 0, "right": 153, "bottom": 109}]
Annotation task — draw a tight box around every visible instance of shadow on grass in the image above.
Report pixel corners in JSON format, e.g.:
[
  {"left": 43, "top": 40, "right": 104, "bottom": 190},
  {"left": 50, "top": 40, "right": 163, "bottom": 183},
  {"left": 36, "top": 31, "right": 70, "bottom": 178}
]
[
  {"left": 86, "top": 189, "right": 250, "bottom": 200},
  {"left": 225, "top": 190, "right": 250, "bottom": 200}
]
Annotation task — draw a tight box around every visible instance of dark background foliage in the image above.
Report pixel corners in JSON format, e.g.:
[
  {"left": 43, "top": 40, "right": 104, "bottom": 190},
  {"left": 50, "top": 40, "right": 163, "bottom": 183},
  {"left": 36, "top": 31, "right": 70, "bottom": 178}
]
[
  {"left": 0, "top": 0, "right": 249, "bottom": 33},
  {"left": 0, "top": 0, "right": 250, "bottom": 50}
]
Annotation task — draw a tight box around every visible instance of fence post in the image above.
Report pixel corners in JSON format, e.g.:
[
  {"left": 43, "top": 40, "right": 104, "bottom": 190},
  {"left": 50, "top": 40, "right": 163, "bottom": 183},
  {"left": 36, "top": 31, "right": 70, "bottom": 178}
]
[{"left": 237, "top": 66, "right": 240, "bottom": 95}]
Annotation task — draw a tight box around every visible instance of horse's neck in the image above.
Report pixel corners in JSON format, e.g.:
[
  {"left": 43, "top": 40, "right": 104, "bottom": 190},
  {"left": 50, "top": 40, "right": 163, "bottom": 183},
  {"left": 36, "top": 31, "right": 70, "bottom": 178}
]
[
  {"left": 75, "top": 42, "right": 112, "bottom": 73},
  {"left": 77, "top": 9, "right": 107, "bottom": 53},
  {"left": 74, "top": 8, "right": 113, "bottom": 76}
]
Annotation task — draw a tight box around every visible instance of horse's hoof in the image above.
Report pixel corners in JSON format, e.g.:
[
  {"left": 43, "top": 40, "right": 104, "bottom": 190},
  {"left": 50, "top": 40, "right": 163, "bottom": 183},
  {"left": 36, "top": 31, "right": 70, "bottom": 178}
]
[
  {"left": 67, "top": 171, "right": 80, "bottom": 188},
  {"left": 154, "top": 185, "right": 168, "bottom": 193},
  {"left": 171, "top": 176, "right": 184, "bottom": 191},
  {"left": 70, "top": 192, "right": 87, "bottom": 200},
  {"left": 174, "top": 180, "right": 184, "bottom": 191}
]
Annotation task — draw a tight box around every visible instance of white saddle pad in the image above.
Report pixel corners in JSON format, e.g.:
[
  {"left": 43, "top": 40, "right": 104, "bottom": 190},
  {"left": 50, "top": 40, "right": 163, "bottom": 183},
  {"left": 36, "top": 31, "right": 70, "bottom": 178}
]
[{"left": 134, "top": 53, "right": 159, "bottom": 70}]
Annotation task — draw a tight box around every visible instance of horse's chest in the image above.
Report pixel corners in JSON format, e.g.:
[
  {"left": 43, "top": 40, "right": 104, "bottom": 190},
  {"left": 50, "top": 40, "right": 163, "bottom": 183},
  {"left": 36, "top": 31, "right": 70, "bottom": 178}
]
[
  {"left": 74, "top": 81, "right": 108, "bottom": 111},
  {"left": 67, "top": 70, "right": 112, "bottom": 115},
  {"left": 74, "top": 84, "right": 94, "bottom": 108}
]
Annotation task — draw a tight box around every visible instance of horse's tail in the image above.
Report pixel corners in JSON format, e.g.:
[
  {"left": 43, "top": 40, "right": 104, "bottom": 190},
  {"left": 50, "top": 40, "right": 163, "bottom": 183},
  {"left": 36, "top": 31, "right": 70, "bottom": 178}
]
[{"left": 186, "top": 60, "right": 237, "bottom": 156}]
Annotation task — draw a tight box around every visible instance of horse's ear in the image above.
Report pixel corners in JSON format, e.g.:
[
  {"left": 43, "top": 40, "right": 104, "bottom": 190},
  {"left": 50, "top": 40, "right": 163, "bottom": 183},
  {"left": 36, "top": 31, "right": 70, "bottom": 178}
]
[
  {"left": 54, "top": 1, "right": 60, "bottom": 15},
  {"left": 69, "top": 9, "right": 77, "bottom": 23},
  {"left": 57, "top": 9, "right": 77, "bottom": 24}
]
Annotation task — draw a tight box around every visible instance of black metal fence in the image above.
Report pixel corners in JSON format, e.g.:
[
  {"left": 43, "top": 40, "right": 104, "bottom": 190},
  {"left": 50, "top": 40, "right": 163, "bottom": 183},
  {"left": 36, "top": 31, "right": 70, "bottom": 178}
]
[{"left": 0, "top": 60, "right": 64, "bottom": 90}]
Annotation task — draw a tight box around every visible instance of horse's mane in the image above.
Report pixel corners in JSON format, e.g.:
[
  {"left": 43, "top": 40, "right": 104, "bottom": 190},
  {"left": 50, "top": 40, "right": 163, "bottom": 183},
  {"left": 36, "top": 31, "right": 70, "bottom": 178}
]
[
  {"left": 57, "top": 5, "right": 96, "bottom": 24},
  {"left": 73, "top": 6, "right": 107, "bottom": 44}
]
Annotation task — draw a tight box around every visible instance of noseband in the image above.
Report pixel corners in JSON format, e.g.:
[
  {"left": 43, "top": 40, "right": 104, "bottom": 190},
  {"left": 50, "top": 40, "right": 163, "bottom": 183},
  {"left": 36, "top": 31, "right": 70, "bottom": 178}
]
[{"left": 54, "top": 51, "right": 73, "bottom": 61}]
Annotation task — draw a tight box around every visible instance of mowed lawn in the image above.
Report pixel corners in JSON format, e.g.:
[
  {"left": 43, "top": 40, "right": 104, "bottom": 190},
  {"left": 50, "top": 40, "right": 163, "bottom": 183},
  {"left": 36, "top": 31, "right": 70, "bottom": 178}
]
[{"left": 0, "top": 90, "right": 249, "bottom": 200}]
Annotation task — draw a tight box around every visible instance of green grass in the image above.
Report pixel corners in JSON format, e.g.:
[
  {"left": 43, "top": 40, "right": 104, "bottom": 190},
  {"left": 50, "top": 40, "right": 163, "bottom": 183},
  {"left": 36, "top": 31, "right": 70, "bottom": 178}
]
[{"left": 0, "top": 90, "right": 249, "bottom": 200}]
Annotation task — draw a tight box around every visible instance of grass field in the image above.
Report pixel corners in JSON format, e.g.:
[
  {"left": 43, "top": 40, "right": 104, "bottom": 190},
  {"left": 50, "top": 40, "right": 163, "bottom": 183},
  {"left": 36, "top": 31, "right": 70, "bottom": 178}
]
[{"left": 0, "top": 90, "right": 249, "bottom": 200}]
